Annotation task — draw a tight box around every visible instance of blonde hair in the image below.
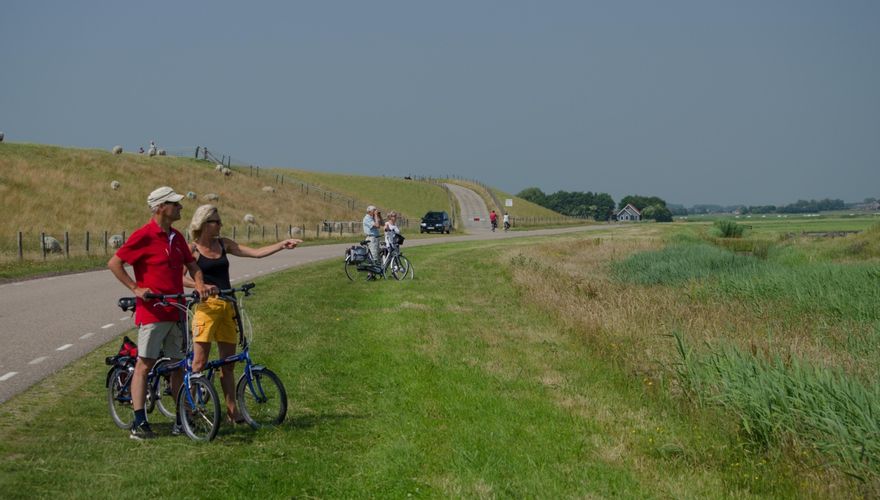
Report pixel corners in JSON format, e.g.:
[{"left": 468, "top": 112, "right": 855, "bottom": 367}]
[
  {"left": 189, "top": 204, "right": 218, "bottom": 240},
  {"left": 387, "top": 211, "right": 398, "bottom": 218}
]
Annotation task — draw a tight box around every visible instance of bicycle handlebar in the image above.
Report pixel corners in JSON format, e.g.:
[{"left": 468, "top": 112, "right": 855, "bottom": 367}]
[
  {"left": 217, "top": 282, "right": 256, "bottom": 297},
  {"left": 117, "top": 283, "right": 254, "bottom": 312}
]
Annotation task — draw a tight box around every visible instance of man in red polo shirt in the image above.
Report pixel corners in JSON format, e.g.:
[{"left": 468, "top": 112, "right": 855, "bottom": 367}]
[{"left": 108, "top": 186, "right": 213, "bottom": 440}]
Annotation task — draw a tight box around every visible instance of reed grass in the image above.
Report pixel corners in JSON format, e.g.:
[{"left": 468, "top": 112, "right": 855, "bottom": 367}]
[
  {"left": 502, "top": 224, "right": 879, "bottom": 494},
  {"left": 674, "top": 332, "right": 880, "bottom": 482}
]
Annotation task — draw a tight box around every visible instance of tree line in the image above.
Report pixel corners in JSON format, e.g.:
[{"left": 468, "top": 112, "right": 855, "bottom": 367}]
[
  {"left": 516, "top": 188, "right": 673, "bottom": 222},
  {"left": 517, "top": 188, "right": 861, "bottom": 221}
]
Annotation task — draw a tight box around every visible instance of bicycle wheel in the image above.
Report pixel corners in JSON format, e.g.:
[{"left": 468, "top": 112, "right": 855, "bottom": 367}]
[
  {"left": 152, "top": 360, "right": 176, "bottom": 419},
  {"left": 107, "top": 366, "right": 134, "bottom": 429},
  {"left": 237, "top": 368, "right": 287, "bottom": 429},
  {"left": 177, "top": 376, "right": 221, "bottom": 442},
  {"left": 344, "top": 259, "right": 357, "bottom": 281},
  {"left": 404, "top": 256, "right": 414, "bottom": 279},
  {"left": 390, "top": 255, "right": 410, "bottom": 280}
]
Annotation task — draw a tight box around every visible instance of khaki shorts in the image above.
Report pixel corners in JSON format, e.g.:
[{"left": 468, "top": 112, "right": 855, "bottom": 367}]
[
  {"left": 138, "top": 321, "right": 185, "bottom": 359},
  {"left": 192, "top": 296, "right": 238, "bottom": 344}
]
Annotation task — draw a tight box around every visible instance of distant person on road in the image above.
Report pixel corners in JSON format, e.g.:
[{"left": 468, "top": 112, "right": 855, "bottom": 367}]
[
  {"left": 503, "top": 212, "right": 510, "bottom": 231},
  {"left": 489, "top": 210, "right": 498, "bottom": 232},
  {"left": 363, "top": 205, "right": 383, "bottom": 265},
  {"left": 184, "top": 204, "right": 301, "bottom": 424},
  {"left": 108, "top": 186, "right": 212, "bottom": 440}
]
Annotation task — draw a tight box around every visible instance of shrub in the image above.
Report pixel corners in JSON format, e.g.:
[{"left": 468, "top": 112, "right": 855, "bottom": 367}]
[{"left": 714, "top": 220, "right": 744, "bottom": 238}]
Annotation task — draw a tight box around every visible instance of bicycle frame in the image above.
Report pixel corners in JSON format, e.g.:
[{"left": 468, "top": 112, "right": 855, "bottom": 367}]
[{"left": 200, "top": 284, "right": 272, "bottom": 405}]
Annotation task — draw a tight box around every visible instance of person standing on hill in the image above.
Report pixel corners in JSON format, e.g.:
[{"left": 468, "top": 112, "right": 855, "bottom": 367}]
[
  {"left": 108, "top": 186, "right": 212, "bottom": 440},
  {"left": 184, "top": 204, "right": 301, "bottom": 424}
]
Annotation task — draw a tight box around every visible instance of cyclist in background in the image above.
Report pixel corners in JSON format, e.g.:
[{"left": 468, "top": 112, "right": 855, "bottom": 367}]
[
  {"left": 503, "top": 212, "right": 511, "bottom": 231},
  {"left": 489, "top": 210, "right": 498, "bottom": 232},
  {"left": 185, "top": 204, "right": 301, "bottom": 424}
]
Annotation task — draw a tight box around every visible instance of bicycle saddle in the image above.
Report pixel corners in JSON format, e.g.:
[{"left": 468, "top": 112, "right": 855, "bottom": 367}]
[{"left": 118, "top": 297, "right": 137, "bottom": 312}]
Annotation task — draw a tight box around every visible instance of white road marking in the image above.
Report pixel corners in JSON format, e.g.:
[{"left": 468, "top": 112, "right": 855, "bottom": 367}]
[
  {"left": 80, "top": 332, "right": 95, "bottom": 340},
  {"left": 0, "top": 372, "right": 18, "bottom": 382},
  {"left": 119, "top": 316, "right": 130, "bottom": 321},
  {"left": 101, "top": 323, "right": 114, "bottom": 329},
  {"left": 29, "top": 356, "right": 48, "bottom": 365},
  {"left": 57, "top": 344, "right": 73, "bottom": 351}
]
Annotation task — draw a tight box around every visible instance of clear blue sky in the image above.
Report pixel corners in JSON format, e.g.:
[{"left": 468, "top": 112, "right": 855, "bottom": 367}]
[{"left": 2, "top": 1, "right": 878, "bottom": 206}]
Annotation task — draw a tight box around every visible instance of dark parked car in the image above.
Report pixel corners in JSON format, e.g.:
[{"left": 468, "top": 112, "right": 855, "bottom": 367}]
[{"left": 420, "top": 211, "right": 451, "bottom": 234}]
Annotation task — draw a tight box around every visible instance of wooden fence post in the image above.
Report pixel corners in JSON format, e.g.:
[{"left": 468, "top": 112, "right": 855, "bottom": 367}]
[
  {"left": 85, "top": 231, "right": 90, "bottom": 255},
  {"left": 247, "top": 225, "right": 251, "bottom": 241},
  {"left": 104, "top": 230, "right": 108, "bottom": 255},
  {"left": 41, "top": 232, "right": 46, "bottom": 260},
  {"left": 232, "top": 226, "right": 237, "bottom": 240},
  {"left": 275, "top": 224, "right": 278, "bottom": 240},
  {"left": 18, "top": 231, "right": 23, "bottom": 260},
  {"left": 64, "top": 231, "right": 69, "bottom": 258},
  {"left": 261, "top": 225, "right": 265, "bottom": 240}
]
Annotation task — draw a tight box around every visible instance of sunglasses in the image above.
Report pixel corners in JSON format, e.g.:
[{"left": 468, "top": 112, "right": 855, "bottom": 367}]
[{"left": 205, "top": 219, "right": 223, "bottom": 226}]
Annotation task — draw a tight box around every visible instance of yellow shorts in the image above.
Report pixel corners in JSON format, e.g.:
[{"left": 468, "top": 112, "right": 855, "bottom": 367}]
[{"left": 192, "top": 296, "right": 238, "bottom": 344}]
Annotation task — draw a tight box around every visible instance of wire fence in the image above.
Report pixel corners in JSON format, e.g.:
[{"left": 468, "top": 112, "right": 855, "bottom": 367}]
[{"left": 3, "top": 221, "right": 414, "bottom": 263}]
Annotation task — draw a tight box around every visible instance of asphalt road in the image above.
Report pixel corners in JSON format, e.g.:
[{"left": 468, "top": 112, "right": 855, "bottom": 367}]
[{"left": 0, "top": 184, "right": 612, "bottom": 403}]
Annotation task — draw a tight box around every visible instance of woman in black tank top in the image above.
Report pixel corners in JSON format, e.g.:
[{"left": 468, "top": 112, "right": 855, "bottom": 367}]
[{"left": 184, "top": 205, "right": 302, "bottom": 423}]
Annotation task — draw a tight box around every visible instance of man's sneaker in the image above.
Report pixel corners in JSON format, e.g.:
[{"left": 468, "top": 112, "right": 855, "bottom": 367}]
[
  {"left": 130, "top": 421, "right": 157, "bottom": 440},
  {"left": 171, "top": 423, "right": 184, "bottom": 436}
]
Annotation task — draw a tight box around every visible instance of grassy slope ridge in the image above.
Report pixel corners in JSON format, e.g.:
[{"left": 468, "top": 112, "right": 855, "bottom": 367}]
[
  {"left": 0, "top": 236, "right": 821, "bottom": 498},
  {"left": 0, "top": 143, "right": 356, "bottom": 237},
  {"left": 275, "top": 168, "right": 452, "bottom": 222}
]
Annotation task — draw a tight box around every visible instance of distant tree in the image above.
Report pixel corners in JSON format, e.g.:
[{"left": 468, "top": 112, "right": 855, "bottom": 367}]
[
  {"left": 517, "top": 187, "right": 547, "bottom": 206},
  {"left": 517, "top": 188, "right": 616, "bottom": 221},
  {"left": 641, "top": 204, "right": 673, "bottom": 222},
  {"left": 864, "top": 197, "right": 877, "bottom": 204},
  {"left": 619, "top": 195, "right": 667, "bottom": 211}
]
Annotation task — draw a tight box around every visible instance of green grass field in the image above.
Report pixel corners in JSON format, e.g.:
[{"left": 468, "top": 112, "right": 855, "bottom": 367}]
[{"left": 5, "top": 228, "right": 874, "bottom": 497}]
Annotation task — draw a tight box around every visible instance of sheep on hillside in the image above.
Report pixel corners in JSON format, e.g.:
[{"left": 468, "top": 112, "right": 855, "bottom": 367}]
[
  {"left": 290, "top": 227, "right": 302, "bottom": 235},
  {"left": 203, "top": 193, "right": 219, "bottom": 202},
  {"left": 186, "top": 191, "right": 197, "bottom": 200},
  {"left": 110, "top": 180, "right": 121, "bottom": 190},
  {"left": 222, "top": 167, "right": 232, "bottom": 178},
  {"left": 157, "top": 149, "right": 166, "bottom": 156},
  {"left": 112, "top": 145, "right": 123, "bottom": 155},
  {"left": 215, "top": 164, "right": 224, "bottom": 172},
  {"left": 262, "top": 186, "right": 275, "bottom": 194},
  {"left": 108, "top": 234, "right": 124, "bottom": 249},
  {"left": 243, "top": 214, "right": 256, "bottom": 224},
  {"left": 42, "top": 236, "right": 62, "bottom": 254}
]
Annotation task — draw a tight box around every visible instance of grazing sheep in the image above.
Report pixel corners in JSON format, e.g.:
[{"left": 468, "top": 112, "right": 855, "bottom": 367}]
[
  {"left": 222, "top": 167, "right": 232, "bottom": 177},
  {"left": 108, "top": 234, "right": 124, "bottom": 249},
  {"left": 110, "top": 180, "right": 121, "bottom": 190},
  {"left": 243, "top": 214, "right": 256, "bottom": 224},
  {"left": 112, "top": 145, "right": 123, "bottom": 155},
  {"left": 215, "top": 164, "right": 224, "bottom": 171},
  {"left": 290, "top": 227, "right": 302, "bottom": 235},
  {"left": 203, "top": 193, "right": 219, "bottom": 202},
  {"left": 262, "top": 186, "right": 275, "bottom": 194},
  {"left": 42, "top": 236, "right": 62, "bottom": 253},
  {"left": 186, "top": 191, "right": 197, "bottom": 200},
  {"left": 157, "top": 149, "right": 166, "bottom": 156}
]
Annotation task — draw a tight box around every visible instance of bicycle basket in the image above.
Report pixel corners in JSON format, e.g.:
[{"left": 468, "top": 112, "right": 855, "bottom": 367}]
[{"left": 394, "top": 233, "right": 405, "bottom": 245}]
